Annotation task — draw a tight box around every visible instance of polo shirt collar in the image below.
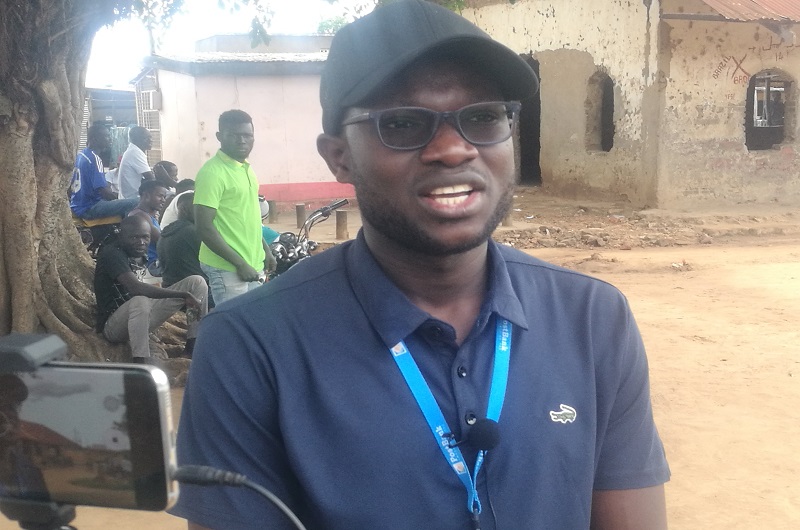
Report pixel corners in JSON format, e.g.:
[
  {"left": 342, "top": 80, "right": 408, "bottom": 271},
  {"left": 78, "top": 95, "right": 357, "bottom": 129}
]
[
  {"left": 484, "top": 240, "right": 528, "bottom": 332},
  {"left": 345, "top": 231, "right": 528, "bottom": 349},
  {"left": 216, "top": 149, "right": 250, "bottom": 168}
]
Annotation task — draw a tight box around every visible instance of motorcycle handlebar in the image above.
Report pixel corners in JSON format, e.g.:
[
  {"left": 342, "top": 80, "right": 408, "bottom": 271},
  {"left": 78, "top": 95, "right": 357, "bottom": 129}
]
[
  {"left": 305, "top": 199, "right": 349, "bottom": 227},
  {"left": 271, "top": 198, "right": 350, "bottom": 279},
  {"left": 319, "top": 198, "right": 349, "bottom": 215}
]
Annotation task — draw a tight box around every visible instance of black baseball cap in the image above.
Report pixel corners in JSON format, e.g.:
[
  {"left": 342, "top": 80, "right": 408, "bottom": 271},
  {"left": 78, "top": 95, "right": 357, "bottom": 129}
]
[{"left": 320, "top": 0, "right": 539, "bottom": 134}]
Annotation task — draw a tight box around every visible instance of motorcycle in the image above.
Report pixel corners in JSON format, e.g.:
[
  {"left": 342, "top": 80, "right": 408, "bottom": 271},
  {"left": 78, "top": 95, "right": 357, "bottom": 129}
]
[{"left": 268, "top": 199, "right": 349, "bottom": 279}]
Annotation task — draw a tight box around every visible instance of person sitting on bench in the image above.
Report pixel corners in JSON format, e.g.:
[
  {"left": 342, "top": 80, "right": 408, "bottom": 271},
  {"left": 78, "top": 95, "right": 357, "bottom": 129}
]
[{"left": 69, "top": 124, "right": 138, "bottom": 220}]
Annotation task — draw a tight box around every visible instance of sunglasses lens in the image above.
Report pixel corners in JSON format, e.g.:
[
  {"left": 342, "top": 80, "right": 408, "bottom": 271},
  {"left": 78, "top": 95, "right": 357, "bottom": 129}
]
[{"left": 377, "top": 108, "right": 437, "bottom": 149}]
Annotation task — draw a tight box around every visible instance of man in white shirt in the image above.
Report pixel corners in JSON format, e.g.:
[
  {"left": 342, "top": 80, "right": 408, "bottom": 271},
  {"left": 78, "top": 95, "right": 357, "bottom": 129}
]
[
  {"left": 160, "top": 179, "right": 196, "bottom": 229},
  {"left": 118, "top": 126, "right": 156, "bottom": 199}
]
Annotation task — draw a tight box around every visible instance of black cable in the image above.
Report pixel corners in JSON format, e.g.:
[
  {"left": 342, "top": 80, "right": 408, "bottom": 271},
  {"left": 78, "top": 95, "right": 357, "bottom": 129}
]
[{"left": 173, "top": 465, "right": 307, "bottom": 530}]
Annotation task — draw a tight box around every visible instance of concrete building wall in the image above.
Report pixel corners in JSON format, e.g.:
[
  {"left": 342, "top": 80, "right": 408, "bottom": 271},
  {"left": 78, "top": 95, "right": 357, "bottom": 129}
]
[
  {"left": 466, "top": 0, "right": 662, "bottom": 205},
  {"left": 156, "top": 71, "right": 350, "bottom": 202},
  {"left": 192, "top": 75, "right": 329, "bottom": 184},
  {"left": 158, "top": 70, "right": 199, "bottom": 181},
  {"left": 658, "top": 0, "right": 800, "bottom": 206}
]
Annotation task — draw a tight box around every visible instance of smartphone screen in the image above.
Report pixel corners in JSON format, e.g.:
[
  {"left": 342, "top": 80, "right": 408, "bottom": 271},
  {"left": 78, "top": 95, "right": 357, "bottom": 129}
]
[{"left": 0, "top": 363, "right": 176, "bottom": 511}]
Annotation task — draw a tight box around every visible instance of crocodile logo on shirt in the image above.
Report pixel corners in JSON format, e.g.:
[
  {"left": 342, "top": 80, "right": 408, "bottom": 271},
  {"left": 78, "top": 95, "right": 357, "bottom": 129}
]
[{"left": 549, "top": 404, "right": 577, "bottom": 424}]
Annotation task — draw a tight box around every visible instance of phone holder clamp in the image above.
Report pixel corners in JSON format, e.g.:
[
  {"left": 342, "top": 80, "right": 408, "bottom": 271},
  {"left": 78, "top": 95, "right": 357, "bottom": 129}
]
[{"left": 0, "top": 334, "right": 77, "bottom": 530}]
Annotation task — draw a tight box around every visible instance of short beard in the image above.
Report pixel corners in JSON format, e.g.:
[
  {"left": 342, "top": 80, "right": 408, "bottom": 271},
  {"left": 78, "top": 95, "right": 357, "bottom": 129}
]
[{"left": 354, "top": 174, "right": 515, "bottom": 257}]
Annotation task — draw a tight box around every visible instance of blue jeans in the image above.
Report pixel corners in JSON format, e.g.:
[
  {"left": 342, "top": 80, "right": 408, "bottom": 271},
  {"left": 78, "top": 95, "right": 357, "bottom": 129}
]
[
  {"left": 201, "top": 263, "right": 261, "bottom": 306},
  {"left": 83, "top": 198, "right": 139, "bottom": 219}
]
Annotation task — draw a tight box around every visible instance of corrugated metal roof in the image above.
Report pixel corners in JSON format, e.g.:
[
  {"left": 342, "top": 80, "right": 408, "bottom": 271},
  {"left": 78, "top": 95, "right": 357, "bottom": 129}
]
[
  {"left": 157, "top": 52, "right": 328, "bottom": 64},
  {"left": 699, "top": 0, "right": 800, "bottom": 22},
  {"left": 145, "top": 52, "right": 328, "bottom": 78}
]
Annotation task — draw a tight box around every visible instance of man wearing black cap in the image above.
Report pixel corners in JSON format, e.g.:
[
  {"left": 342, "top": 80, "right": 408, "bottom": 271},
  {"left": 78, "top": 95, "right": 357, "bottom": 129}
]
[{"left": 173, "top": 2, "right": 669, "bottom": 529}]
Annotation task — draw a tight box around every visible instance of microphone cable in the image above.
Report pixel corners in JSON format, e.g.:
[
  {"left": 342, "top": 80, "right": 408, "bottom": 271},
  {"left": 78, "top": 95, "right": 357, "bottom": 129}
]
[{"left": 172, "top": 465, "right": 307, "bottom": 530}]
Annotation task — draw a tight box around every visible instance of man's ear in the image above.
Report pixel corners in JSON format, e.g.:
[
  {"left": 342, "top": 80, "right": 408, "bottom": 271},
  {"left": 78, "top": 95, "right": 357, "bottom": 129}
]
[
  {"left": 316, "top": 134, "right": 352, "bottom": 184},
  {"left": 215, "top": 131, "right": 222, "bottom": 143}
]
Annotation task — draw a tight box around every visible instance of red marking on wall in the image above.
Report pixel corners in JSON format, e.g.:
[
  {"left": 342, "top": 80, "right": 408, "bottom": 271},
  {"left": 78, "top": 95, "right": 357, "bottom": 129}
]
[
  {"left": 712, "top": 56, "right": 732, "bottom": 79},
  {"left": 259, "top": 181, "right": 355, "bottom": 208},
  {"left": 730, "top": 54, "right": 750, "bottom": 80},
  {"left": 712, "top": 54, "right": 750, "bottom": 85}
]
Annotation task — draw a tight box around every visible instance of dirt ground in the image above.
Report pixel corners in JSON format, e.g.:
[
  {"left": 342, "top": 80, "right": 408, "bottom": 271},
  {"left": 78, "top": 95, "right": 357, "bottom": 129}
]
[{"left": 4, "top": 188, "right": 799, "bottom": 529}]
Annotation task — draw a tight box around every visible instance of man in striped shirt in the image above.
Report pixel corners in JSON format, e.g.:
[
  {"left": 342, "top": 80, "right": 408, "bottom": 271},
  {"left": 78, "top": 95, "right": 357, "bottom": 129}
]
[{"left": 69, "top": 124, "right": 138, "bottom": 219}]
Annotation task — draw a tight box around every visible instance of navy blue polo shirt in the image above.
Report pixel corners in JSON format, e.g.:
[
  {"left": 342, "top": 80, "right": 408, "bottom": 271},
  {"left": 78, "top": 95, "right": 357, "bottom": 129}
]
[{"left": 172, "top": 232, "right": 669, "bottom": 529}]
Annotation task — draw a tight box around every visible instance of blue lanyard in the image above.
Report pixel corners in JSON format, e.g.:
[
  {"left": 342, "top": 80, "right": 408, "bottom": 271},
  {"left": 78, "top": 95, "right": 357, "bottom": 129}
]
[{"left": 389, "top": 318, "right": 512, "bottom": 517}]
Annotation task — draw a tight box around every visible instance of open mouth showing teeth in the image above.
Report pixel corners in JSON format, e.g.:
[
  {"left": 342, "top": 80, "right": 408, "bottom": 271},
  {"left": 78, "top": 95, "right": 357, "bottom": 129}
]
[{"left": 428, "top": 184, "right": 474, "bottom": 206}]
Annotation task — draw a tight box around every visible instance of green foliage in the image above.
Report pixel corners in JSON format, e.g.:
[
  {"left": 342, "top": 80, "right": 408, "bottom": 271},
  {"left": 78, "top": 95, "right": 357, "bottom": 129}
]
[
  {"left": 317, "top": 16, "right": 348, "bottom": 35},
  {"left": 123, "top": 0, "right": 524, "bottom": 51},
  {"left": 125, "top": 0, "right": 184, "bottom": 35},
  {"left": 374, "top": 1, "right": 467, "bottom": 14},
  {"left": 436, "top": 0, "right": 467, "bottom": 12},
  {"left": 215, "top": 0, "right": 273, "bottom": 48},
  {"left": 250, "top": 16, "right": 271, "bottom": 48},
  {"left": 124, "top": 0, "right": 272, "bottom": 50}
]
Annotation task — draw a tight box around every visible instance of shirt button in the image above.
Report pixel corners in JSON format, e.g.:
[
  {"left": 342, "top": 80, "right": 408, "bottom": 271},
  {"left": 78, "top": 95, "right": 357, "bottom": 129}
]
[
  {"left": 465, "top": 413, "right": 477, "bottom": 425},
  {"left": 457, "top": 366, "right": 468, "bottom": 378}
]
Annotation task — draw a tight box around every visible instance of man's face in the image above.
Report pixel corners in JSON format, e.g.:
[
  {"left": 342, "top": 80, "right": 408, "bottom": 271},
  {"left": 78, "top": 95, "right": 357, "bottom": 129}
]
[
  {"left": 134, "top": 129, "right": 153, "bottom": 151},
  {"left": 142, "top": 186, "right": 168, "bottom": 213},
  {"left": 217, "top": 122, "right": 255, "bottom": 162},
  {"left": 95, "top": 128, "right": 112, "bottom": 151},
  {"left": 121, "top": 220, "right": 151, "bottom": 257},
  {"left": 337, "top": 61, "right": 516, "bottom": 256}
]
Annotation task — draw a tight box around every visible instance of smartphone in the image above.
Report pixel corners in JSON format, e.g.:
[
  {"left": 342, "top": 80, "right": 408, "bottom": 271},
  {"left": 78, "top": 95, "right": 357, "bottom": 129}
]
[{"left": 0, "top": 362, "right": 177, "bottom": 511}]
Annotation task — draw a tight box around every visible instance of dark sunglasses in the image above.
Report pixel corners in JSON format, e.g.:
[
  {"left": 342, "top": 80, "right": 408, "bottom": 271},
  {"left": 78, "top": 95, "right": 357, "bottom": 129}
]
[{"left": 341, "top": 101, "right": 522, "bottom": 151}]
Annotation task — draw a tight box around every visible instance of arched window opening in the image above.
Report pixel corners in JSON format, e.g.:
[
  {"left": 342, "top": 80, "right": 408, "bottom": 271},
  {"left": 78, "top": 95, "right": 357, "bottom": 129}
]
[
  {"left": 745, "top": 71, "right": 792, "bottom": 151},
  {"left": 586, "top": 72, "right": 615, "bottom": 152}
]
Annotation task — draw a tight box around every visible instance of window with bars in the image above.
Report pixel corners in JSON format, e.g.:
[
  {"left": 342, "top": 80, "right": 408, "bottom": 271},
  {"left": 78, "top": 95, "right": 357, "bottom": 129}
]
[
  {"left": 134, "top": 69, "right": 163, "bottom": 166},
  {"left": 745, "top": 70, "right": 793, "bottom": 151}
]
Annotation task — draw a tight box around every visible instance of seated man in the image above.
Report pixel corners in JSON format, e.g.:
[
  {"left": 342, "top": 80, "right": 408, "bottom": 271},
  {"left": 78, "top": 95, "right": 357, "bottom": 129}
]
[
  {"left": 127, "top": 180, "right": 169, "bottom": 277},
  {"left": 153, "top": 160, "right": 179, "bottom": 190},
  {"left": 95, "top": 216, "right": 207, "bottom": 362},
  {"left": 69, "top": 124, "right": 138, "bottom": 219},
  {"left": 161, "top": 178, "right": 196, "bottom": 229},
  {"left": 158, "top": 192, "right": 214, "bottom": 309},
  {"left": 118, "top": 126, "right": 156, "bottom": 200}
]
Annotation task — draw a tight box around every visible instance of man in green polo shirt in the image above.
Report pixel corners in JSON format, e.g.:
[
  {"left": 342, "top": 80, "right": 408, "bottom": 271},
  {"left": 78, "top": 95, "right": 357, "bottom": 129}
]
[{"left": 194, "top": 109, "right": 271, "bottom": 304}]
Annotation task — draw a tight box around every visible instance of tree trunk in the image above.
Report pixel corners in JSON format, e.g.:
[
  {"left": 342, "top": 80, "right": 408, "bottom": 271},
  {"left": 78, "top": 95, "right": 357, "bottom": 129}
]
[{"left": 0, "top": 1, "right": 131, "bottom": 361}]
